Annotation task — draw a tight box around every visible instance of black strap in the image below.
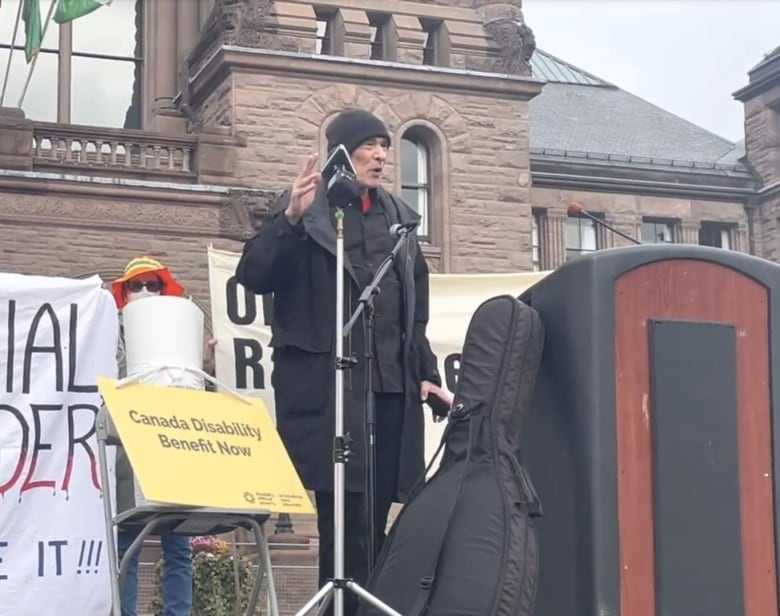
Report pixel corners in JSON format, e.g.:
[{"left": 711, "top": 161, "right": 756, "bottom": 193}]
[
  {"left": 404, "top": 417, "right": 453, "bottom": 504},
  {"left": 408, "top": 415, "right": 477, "bottom": 616}
]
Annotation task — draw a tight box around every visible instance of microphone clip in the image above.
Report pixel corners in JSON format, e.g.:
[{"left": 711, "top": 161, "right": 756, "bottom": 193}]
[{"left": 390, "top": 222, "right": 418, "bottom": 238}]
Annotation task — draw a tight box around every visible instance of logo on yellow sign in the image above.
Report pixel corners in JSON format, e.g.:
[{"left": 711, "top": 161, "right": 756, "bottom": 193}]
[{"left": 97, "top": 377, "right": 314, "bottom": 514}]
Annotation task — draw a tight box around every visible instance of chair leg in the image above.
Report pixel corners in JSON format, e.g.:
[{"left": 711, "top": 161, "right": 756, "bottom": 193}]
[
  {"left": 259, "top": 523, "right": 279, "bottom": 616},
  {"left": 118, "top": 521, "right": 157, "bottom": 590},
  {"left": 117, "top": 514, "right": 182, "bottom": 590},
  {"left": 246, "top": 518, "right": 279, "bottom": 616},
  {"left": 97, "top": 440, "right": 122, "bottom": 616}
]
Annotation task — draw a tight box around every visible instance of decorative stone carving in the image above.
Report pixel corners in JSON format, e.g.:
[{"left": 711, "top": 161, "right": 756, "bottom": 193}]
[
  {"left": 219, "top": 188, "right": 279, "bottom": 240},
  {"left": 0, "top": 191, "right": 221, "bottom": 235},
  {"left": 188, "top": 0, "right": 295, "bottom": 77},
  {"left": 483, "top": 14, "right": 537, "bottom": 76},
  {"left": 230, "top": 0, "right": 275, "bottom": 47}
]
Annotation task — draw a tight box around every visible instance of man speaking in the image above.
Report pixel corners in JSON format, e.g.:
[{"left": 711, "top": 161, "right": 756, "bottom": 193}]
[{"left": 235, "top": 109, "right": 451, "bottom": 615}]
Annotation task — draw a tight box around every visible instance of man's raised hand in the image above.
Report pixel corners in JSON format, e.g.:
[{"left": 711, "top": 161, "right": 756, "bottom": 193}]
[{"left": 286, "top": 153, "right": 321, "bottom": 224}]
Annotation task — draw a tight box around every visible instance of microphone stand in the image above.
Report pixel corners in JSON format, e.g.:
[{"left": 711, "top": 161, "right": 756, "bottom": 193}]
[
  {"left": 343, "top": 224, "right": 415, "bottom": 572},
  {"left": 568, "top": 203, "right": 641, "bottom": 246},
  {"left": 294, "top": 202, "right": 402, "bottom": 616}
]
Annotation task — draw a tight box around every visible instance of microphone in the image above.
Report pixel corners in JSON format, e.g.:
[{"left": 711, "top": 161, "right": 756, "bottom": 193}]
[
  {"left": 567, "top": 202, "right": 641, "bottom": 246},
  {"left": 321, "top": 144, "right": 361, "bottom": 204},
  {"left": 390, "top": 222, "right": 418, "bottom": 237}
]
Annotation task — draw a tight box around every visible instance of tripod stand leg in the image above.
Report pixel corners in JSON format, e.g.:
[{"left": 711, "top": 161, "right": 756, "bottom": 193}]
[
  {"left": 293, "top": 581, "right": 334, "bottom": 616},
  {"left": 345, "top": 581, "right": 402, "bottom": 616},
  {"left": 315, "top": 592, "right": 334, "bottom": 616}
]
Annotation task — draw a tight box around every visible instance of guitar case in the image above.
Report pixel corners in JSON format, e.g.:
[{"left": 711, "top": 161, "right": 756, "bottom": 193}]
[{"left": 359, "top": 294, "right": 545, "bottom": 616}]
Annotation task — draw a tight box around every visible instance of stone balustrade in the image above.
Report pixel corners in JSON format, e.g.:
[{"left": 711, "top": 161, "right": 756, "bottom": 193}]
[{"left": 32, "top": 122, "right": 197, "bottom": 179}]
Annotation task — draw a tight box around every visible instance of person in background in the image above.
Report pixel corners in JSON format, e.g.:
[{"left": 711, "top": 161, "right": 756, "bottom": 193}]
[{"left": 109, "top": 256, "right": 216, "bottom": 616}]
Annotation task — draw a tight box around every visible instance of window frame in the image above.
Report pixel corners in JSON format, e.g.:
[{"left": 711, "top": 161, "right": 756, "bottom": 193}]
[
  {"left": 640, "top": 219, "right": 675, "bottom": 244},
  {"left": 699, "top": 221, "right": 734, "bottom": 250},
  {"left": 531, "top": 208, "right": 546, "bottom": 271},
  {"left": 399, "top": 133, "right": 433, "bottom": 242},
  {"left": 0, "top": 0, "right": 143, "bottom": 127},
  {"left": 565, "top": 214, "right": 598, "bottom": 261}
]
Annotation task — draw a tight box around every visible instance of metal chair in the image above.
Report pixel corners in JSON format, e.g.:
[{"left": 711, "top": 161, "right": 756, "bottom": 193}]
[{"left": 96, "top": 404, "right": 279, "bottom": 616}]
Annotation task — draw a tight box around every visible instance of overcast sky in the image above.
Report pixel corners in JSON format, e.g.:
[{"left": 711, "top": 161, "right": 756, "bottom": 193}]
[{"left": 523, "top": 0, "right": 780, "bottom": 143}]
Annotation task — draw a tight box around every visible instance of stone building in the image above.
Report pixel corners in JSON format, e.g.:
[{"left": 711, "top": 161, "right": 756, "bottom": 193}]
[
  {"left": 0, "top": 0, "right": 771, "bottom": 289},
  {"left": 734, "top": 45, "right": 780, "bottom": 262},
  {"left": 0, "top": 0, "right": 777, "bottom": 611}
]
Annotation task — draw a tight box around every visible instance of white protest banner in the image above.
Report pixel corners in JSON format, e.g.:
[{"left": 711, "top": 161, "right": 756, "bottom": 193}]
[
  {"left": 207, "top": 246, "right": 276, "bottom": 423},
  {"left": 206, "top": 245, "right": 549, "bottom": 462},
  {"left": 0, "top": 273, "right": 119, "bottom": 615},
  {"left": 423, "top": 270, "right": 550, "bottom": 450}
]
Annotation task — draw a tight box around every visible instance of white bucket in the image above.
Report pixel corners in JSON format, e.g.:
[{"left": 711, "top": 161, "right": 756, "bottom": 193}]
[{"left": 122, "top": 295, "right": 205, "bottom": 390}]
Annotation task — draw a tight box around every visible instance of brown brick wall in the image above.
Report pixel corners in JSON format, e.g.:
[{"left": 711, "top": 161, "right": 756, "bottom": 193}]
[{"left": 0, "top": 192, "right": 243, "bottom": 317}]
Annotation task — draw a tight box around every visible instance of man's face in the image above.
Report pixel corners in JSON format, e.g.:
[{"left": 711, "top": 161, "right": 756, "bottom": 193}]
[
  {"left": 124, "top": 272, "right": 163, "bottom": 303},
  {"left": 350, "top": 137, "right": 389, "bottom": 192}
]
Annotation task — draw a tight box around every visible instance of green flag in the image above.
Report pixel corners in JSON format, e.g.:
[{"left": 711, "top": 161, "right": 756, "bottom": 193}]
[
  {"left": 22, "top": 0, "right": 42, "bottom": 63},
  {"left": 53, "top": 0, "right": 112, "bottom": 24}
]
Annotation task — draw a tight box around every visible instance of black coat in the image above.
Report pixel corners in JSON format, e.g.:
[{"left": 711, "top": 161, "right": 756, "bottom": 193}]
[{"left": 235, "top": 184, "right": 441, "bottom": 500}]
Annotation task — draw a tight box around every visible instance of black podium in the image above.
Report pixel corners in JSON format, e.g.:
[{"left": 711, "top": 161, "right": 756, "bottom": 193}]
[{"left": 518, "top": 244, "right": 780, "bottom": 616}]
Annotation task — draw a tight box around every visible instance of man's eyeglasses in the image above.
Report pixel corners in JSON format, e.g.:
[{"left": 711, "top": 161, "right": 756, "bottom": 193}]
[{"left": 126, "top": 278, "right": 163, "bottom": 293}]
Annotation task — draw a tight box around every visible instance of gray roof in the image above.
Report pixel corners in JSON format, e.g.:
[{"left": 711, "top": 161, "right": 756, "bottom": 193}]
[
  {"left": 716, "top": 139, "right": 745, "bottom": 165},
  {"left": 529, "top": 49, "right": 741, "bottom": 168},
  {"left": 530, "top": 49, "right": 610, "bottom": 87}
]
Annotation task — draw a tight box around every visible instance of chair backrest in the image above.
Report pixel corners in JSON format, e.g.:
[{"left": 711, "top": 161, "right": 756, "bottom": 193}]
[{"left": 96, "top": 404, "right": 122, "bottom": 447}]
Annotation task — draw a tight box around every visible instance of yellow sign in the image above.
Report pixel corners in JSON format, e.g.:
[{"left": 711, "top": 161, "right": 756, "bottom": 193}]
[{"left": 96, "top": 377, "right": 314, "bottom": 514}]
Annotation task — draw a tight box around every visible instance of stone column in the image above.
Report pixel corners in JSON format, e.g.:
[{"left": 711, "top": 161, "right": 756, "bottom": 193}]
[
  {"left": 394, "top": 15, "right": 426, "bottom": 65},
  {"left": 544, "top": 211, "right": 567, "bottom": 269},
  {"left": 735, "top": 221, "right": 750, "bottom": 253},
  {"left": 145, "top": 0, "right": 182, "bottom": 132},
  {"left": 679, "top": 219, "right": 701, "bottom": 244},
  {"left": 177, "top": 0, "right": 200, "bottom": 74},
  {"left": 340, "top": 9, "right": 371, "bottom": 59}
]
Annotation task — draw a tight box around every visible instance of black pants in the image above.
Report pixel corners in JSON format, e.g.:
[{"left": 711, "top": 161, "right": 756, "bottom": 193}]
[{"left": 315, "top": 393, "right": 405, "bottom": 616}]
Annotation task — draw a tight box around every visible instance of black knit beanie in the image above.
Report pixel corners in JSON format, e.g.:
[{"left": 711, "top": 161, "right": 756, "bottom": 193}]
[{"left": 326, "top": 109, "right": 391, "bottom": 154}]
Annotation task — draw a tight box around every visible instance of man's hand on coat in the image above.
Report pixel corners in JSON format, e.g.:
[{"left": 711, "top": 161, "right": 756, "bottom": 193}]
[{"left": 421, "top": 380, "right": 453, "bottom": 423}]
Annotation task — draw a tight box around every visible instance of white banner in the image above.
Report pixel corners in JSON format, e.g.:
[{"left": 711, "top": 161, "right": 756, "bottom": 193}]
[
  {"left": 0, "top": 273, "right": 119, "bottom": 615},
  {"left": 207, "top": 247, "right": 276, "bottom": 423},
  {"left": 207, "top": 245, "right": 549, "bottom": 461}
]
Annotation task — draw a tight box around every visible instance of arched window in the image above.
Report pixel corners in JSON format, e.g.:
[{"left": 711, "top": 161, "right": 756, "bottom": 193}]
[{"left": 400, "top": 136, "right": 431, "bottom": 239}]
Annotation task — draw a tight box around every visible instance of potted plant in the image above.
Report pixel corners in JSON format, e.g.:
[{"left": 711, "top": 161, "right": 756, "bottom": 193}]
[{"left": 149, "top": 535, "right": 254, "bottom": 616}]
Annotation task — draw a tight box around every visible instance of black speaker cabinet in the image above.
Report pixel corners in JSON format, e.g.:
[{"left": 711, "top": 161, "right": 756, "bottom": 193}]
[{"left": 519, "top": 245, "right": 779, "bottom": 616}]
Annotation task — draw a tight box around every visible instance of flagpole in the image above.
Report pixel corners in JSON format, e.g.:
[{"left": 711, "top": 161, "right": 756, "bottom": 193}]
[
  {"left": 0, "top": 0, "right": 24, "bottom": 105},
  {"left": 18, "top": 0, "right": 58, "bottom": 108}
]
